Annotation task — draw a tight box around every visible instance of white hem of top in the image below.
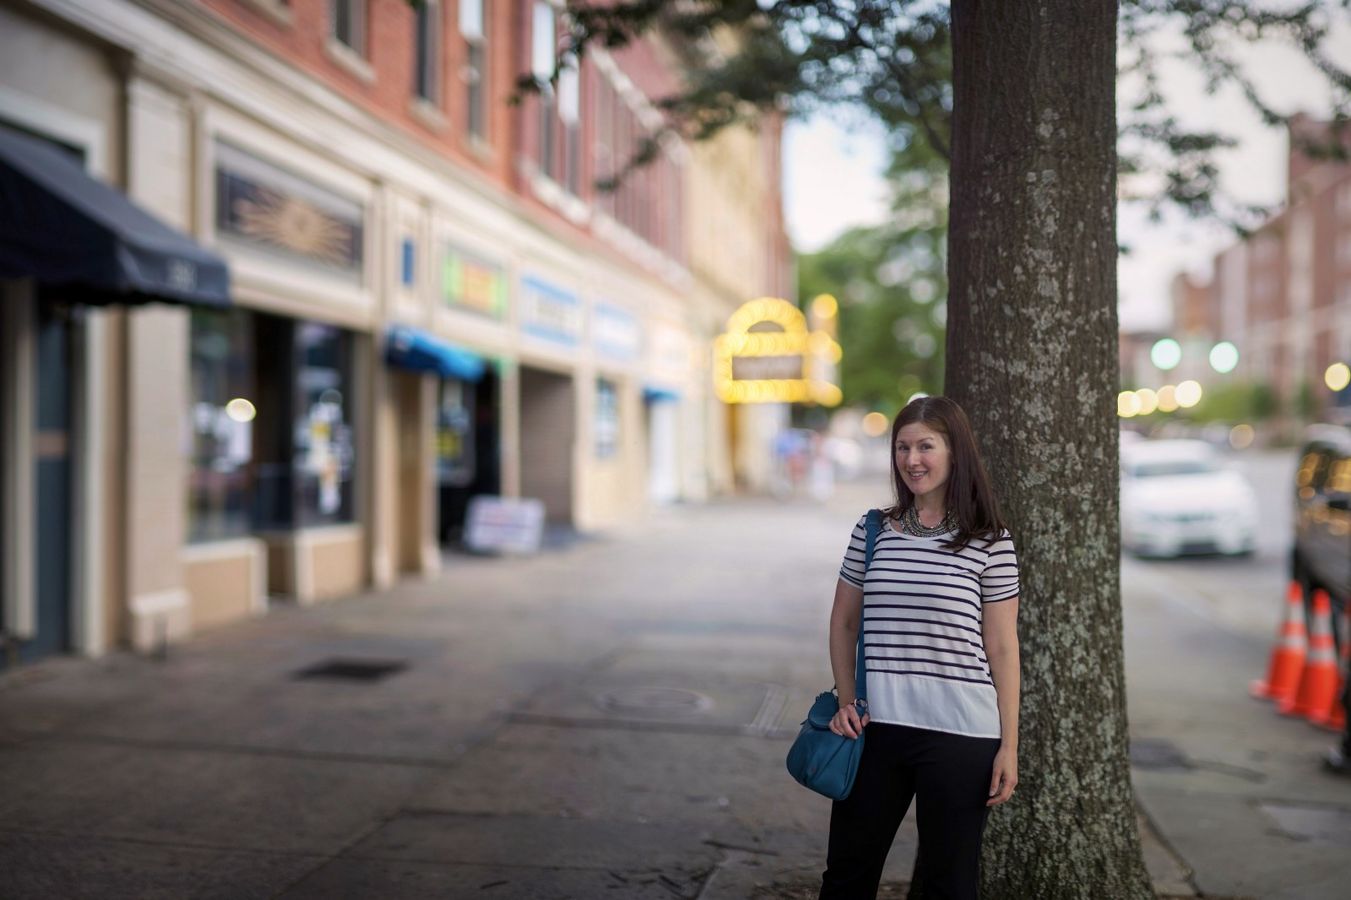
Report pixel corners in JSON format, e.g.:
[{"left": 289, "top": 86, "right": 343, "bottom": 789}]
[{"left": 866, "top": 716, "right": 1002, "bottom": 740}]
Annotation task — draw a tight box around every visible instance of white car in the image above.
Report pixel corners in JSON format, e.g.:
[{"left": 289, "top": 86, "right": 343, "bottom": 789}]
[{"left": 1120, "top": 439, "right": 1258, "bottom": 558}]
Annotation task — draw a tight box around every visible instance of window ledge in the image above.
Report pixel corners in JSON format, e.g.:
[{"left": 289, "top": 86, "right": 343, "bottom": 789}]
[
  {"left": 409, "top": 97, "right": 447, "bottom": 132},
  {"left": 239, "top": 0, "right": 293, "bottom": 27},
  {"left": 324, "top": 38, "right": 375, "bottom": 84},
  {"left": 524, "top": 163, "right": 590, "bottom": 227},
  {"left": 465, "top": 133, "right": 494, "bottom": 163}
]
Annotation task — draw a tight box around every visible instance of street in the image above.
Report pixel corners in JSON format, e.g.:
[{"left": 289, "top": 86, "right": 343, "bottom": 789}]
[
  {"left": 1125, "top": 449, "right": 1351, "bottom": 900},
  {"left": 1, "top": 451, "right": 1349, "bottom": 899}
]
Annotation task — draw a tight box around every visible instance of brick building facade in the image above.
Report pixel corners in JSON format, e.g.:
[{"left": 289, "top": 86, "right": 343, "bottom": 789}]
[
  {"left": 0, "top": 0, "right": 792, "bottom": 663},
  {"left": 1169, "top": 115, "right": 1351, "bottom": 425}
]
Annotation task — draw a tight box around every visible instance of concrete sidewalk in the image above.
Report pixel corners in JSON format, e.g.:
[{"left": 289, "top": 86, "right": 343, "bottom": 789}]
[
  {"left": 0, "top": 485, "right": 1343, "bottom": 898},
  {"left": 1125, "top": 558, "right": 1351, "bottom": 900}
]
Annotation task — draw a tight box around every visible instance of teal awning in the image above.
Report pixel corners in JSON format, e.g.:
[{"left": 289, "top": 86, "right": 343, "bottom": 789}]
[
  {"left": 385, "top": 325, "right": 485, "bottom": 382},
  {"left": 643, "top": 385, "right": 681, "bottom": 404}
]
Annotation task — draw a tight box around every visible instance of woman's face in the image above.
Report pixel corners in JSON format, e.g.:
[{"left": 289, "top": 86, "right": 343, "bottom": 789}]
[{"left": 895, "top": 421, "right": 952, "bottom": 500}]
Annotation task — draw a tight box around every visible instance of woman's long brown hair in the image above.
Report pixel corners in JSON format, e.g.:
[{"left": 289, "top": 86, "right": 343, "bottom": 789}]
[{"left": 888, "top": 395, "right": 1009, "bottom": 552}]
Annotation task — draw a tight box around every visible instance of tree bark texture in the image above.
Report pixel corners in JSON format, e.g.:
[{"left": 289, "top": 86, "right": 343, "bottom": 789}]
[{"left": 923, "top": 1, "right": 1155, "bottom": 897}]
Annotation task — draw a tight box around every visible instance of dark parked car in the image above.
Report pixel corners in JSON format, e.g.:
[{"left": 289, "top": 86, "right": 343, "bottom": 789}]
[{"left": 1293, "top": 424, "right": 1351, "bottom": 618}]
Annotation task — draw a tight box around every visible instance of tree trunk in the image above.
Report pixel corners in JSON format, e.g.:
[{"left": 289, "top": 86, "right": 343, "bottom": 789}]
[{"left": 916, "top": 1, "right": 1156, "bottom": 897}]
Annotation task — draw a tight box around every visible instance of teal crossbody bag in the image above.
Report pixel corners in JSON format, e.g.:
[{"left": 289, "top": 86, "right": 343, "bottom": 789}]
[{"left": 785, "top": 508, "right": 881, "bottom": 800}]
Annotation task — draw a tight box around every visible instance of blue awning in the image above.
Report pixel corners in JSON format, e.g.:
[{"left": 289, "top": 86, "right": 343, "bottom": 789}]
[
  {"left": 385, "top": 325, "right": 486, "bottom": 382},
  {"left": 643, "top": 385, "right": 681, "bottom": 404},
  {"left": 0, "top": 124, "right": 230, "bottom": 307}
]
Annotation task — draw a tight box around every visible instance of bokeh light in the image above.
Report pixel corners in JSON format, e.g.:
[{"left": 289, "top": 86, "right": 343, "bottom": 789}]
[
  {"left": 1229, "top": 424, "right": 1255, "bottom": 450},
  {"left": 1135, "top": 388, "right": 1159, "bottom": 415},
  {"left": 1118, "top": 391, "right": 1140, "bottom": 418},
  {"left": 1326, "top": 362, "right": 1351, "bottom": 392},
  {"left": 1209, "top": 341, "right": 1238, "bottom": 374},
  {"left": 861, "top": 412, "right": 890, "bottom": 437},
  {"left": 1156, "top": 384, "right": 1178, "bottom": 413},
  {"left": 1150, "top": 338, "right": 1181, "bottom": 371},
  {"left": 225, "top": 398, "right": 257, "bottom": 422},
  {"left": 1175, "top": 380, "right": 1203, "bottom": 408}
]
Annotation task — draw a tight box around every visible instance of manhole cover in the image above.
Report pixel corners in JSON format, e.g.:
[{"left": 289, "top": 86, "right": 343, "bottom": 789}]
[
  {"left": 595, "top": 687, "right": 713, "bottom": 718},
  {"left": 1129, "top": 738, "right": 1193, "bottom": 771},
  {"left": 294, "top": 658, "right": 408, "bottom": 682}
]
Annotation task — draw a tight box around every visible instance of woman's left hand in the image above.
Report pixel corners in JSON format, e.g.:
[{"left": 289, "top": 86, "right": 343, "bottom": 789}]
[{"left": 986, "top": 745, "right": 1018, "bottom": 807}]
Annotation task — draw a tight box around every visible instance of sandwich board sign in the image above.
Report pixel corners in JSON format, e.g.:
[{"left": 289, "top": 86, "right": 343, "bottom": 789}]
[{"left": 464, "top": 496, "right": 546, "bottom": 555}]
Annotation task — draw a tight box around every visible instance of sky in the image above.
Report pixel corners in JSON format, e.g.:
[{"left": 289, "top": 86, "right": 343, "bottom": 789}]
[{"left": 782, "top": 19, "right": 1351, "bottom": 334}]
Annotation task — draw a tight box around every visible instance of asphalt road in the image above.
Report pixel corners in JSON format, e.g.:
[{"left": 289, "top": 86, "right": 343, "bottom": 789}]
[{"left": 1121, "top": 448, "right": 1351, "bottom": 900}]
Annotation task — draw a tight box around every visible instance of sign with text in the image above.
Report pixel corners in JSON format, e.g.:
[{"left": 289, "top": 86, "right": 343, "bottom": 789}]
[
  {"left": 648, "top": 320, "right": 692, "bottom": 384},
  {"left": 593, "top": 302, "right": 642, "bottom": 363},
  {"left": 442, "top": 245, "right": 507, "bottom": 317},
  {"left": 464, "top": 495, "right": 546, "bottom": 555},
  {"left": 713, "top": 297, "right": 842, "bottom": 406},
  {"left": 520, "top": 275, "right": 582, "bottom": 346}
]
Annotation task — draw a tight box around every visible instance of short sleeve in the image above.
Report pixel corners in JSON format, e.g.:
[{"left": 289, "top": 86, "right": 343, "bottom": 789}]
[
  {"left": 981, "top": 530, "right": 1020, "bottom": 603},
  {"left": 838, "top": 515, "right": 869, "bottom": 588}
]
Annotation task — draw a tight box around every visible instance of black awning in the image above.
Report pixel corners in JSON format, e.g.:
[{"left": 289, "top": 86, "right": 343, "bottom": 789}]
[{"left": 0, "top": 124, "right": 230, "bottom": 308}]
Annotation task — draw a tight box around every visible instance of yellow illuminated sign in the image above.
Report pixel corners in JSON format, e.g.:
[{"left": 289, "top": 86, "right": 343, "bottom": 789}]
[{"left": 714, "top": 296, "right": 842, "bottom": 406}]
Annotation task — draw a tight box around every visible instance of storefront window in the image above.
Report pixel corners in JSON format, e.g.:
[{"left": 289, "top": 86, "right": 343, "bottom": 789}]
[
  {"left": 437, "top": 379, "right": 476, "bottom": 488},
  {"left": 188, "top": 309, "right": 256, "bottom": 543},
  {"left": 295, "top": 323, "right": 356, "bottom": 525},
  {"left": 252, "top": 315, "right": 358, "bottom": 530},
  {"left": 595, "top": 378, "right": 619, "bottom": 459}
]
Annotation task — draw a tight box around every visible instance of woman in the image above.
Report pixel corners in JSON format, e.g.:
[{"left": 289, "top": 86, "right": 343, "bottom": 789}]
[{"left": 820, "top": 396, "right": 1020, "bottom": 900}]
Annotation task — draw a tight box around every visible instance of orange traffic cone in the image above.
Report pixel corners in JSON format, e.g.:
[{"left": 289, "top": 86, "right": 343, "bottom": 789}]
[
  {"left": 1280, "top": 589, "right": 1339, "bottom": 718},
  {"left": 1312, "top": 607, "right": 1349, "bottom": 732},
  {"left": 1251, "top": 581, "right": 1307, "bottom": 702}
]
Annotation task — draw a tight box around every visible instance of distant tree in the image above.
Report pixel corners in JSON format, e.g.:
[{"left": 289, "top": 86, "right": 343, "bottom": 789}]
[
  {"left": 798, "top": 225, "right": 946, "bottom": 414},
  {"left": 798, "top": 136, "right": 948, "bottom": 414},
  {"left": 1187, "top": 380, "right": 1256, "bottom": 424},
  {"left": 1296, "top": 379, "right": 1318, "bottom": 422},
  {"left": 1253, "top": 382, "right": 1280, "bottom": 420}
]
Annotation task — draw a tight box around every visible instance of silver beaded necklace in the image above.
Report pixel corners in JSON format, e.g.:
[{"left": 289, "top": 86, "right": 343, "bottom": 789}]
[{"left": 900, "top": 504, "right": 956, "bottom": 537}]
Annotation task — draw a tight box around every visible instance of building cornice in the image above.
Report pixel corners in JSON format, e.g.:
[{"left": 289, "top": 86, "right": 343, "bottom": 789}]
[{"left": 26, "top": 0, "right": 696, "bottom": 298}]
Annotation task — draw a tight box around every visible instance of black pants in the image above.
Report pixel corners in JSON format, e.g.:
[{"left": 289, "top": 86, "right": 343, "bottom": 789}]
[{"left": 820, "top": 723, "right": 1002, "bottom": 900}]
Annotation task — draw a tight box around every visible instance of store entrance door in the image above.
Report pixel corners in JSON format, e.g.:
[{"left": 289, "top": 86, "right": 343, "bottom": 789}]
[
  {"left": 646, "top": 398, "right": 679, "bottom": 504},
  {"left": 519, "top": 367, "right": 575, "bottom": 524},
  {"left": 29, "top": 303, "right": 72, "bottom": 662},
  {"left": 437, "top": 370, "right": 501, "bottom": 543}
]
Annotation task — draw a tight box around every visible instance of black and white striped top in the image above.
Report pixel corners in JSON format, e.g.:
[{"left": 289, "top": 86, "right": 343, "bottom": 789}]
[{"left": 839, "top": 512, "right": 1020, "bottom": 739}]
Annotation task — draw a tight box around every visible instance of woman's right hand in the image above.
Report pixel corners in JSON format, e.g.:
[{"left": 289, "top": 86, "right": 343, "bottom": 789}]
[{"left": 829, "top": 701, "right": 870, "bottom": 739}]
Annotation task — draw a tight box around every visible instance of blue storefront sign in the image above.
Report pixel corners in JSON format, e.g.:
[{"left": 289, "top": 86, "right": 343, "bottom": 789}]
[
  {"left": 593, "top": 302, "right": 642, "bottom": 363},
  {"left": 520, "top": 275, "right": 582, "bottom": 346}
]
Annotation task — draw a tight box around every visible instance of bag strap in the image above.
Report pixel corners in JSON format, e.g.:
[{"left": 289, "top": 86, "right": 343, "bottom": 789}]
[{"left": 856, "top": 508, "right": 883, "bottom": 705}]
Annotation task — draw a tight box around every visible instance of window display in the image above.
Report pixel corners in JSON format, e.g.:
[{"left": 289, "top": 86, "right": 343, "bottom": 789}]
[
  {"left": 295, "top": 322, "right": 355, "bottom": 524},
  {"left": 595, "top": 378, "right": 619, "bottom": 459},
  {"left": 187, "top": 309, "right": 255, "bottom": 542}
]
